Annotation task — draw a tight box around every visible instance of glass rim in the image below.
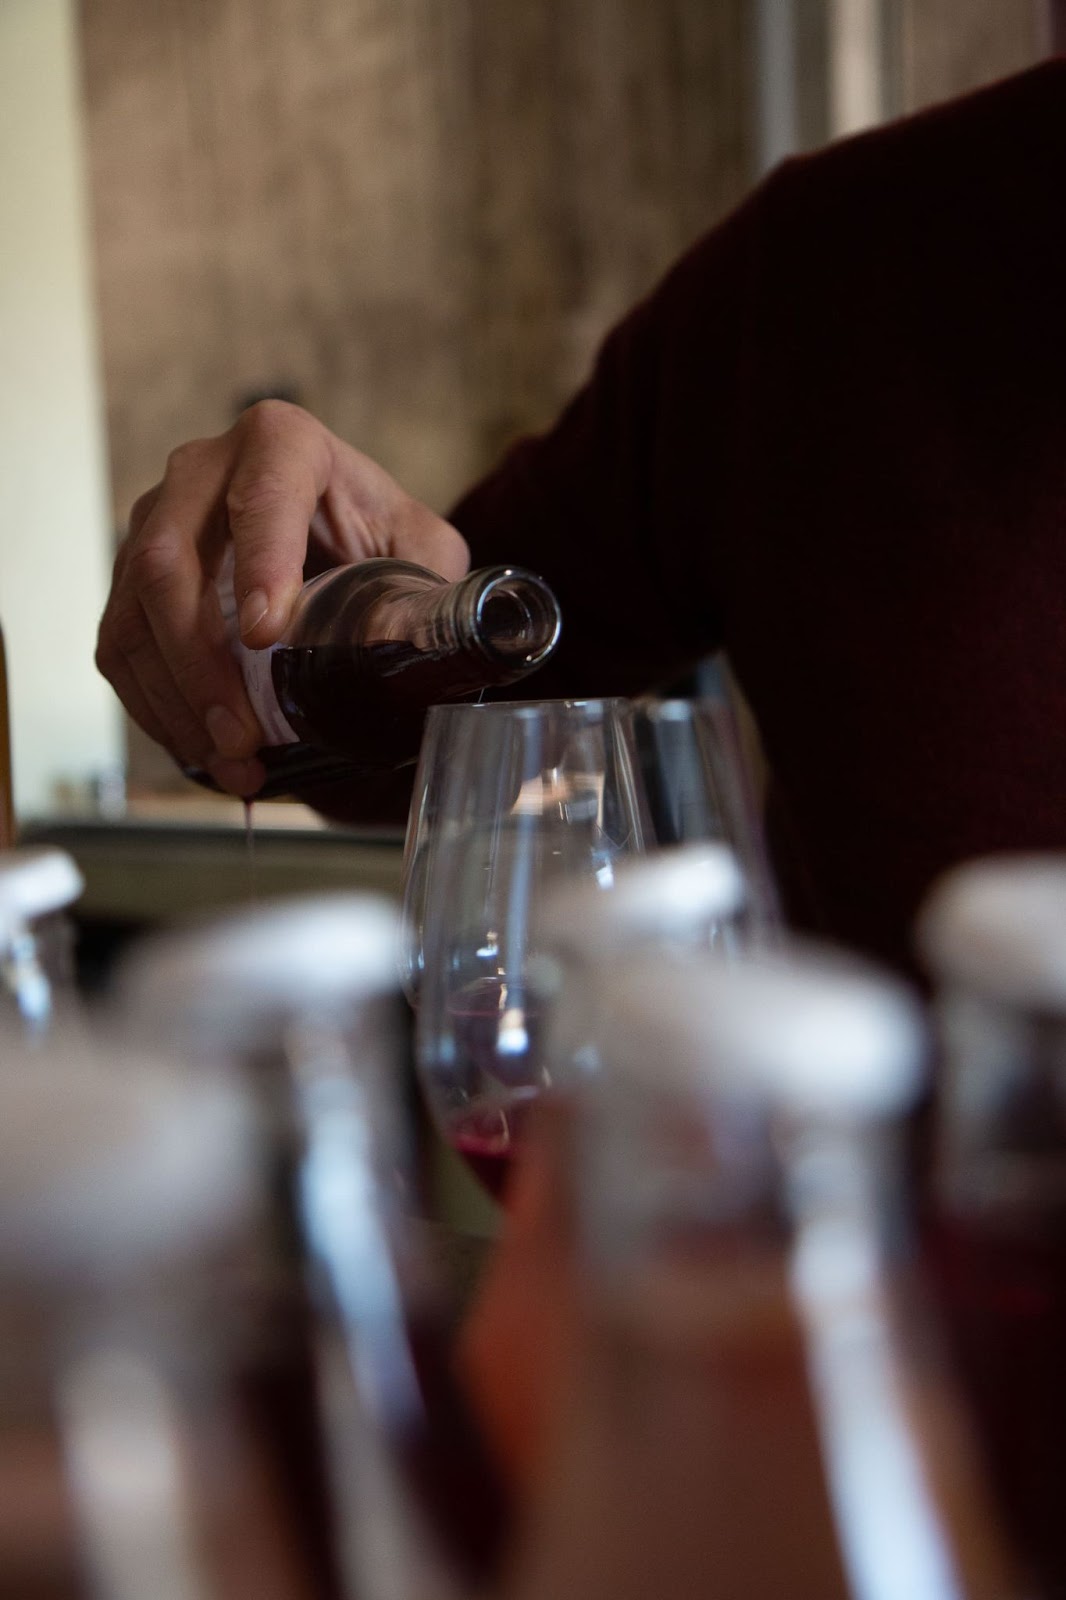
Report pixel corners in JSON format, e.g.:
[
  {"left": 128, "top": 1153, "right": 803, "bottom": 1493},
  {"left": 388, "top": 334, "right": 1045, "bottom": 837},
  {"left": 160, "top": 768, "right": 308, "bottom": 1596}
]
[
  {"left": 423, "top": 695, "right": 634, "bottom": 725},
  {"left": 635, "top": 695, "right": 732, "bottom": 720}
]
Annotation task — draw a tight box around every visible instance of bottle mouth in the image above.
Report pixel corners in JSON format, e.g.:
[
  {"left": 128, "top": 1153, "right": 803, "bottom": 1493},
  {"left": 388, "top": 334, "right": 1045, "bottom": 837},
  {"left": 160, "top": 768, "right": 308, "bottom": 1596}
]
[{"left": 474, "top": 569, "right": 562, "bottom": 666}]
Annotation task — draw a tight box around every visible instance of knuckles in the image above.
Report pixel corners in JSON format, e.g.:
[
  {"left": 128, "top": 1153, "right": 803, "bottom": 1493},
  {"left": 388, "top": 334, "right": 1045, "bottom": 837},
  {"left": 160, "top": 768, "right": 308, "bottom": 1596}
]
[
  {"left": 170, "top": 648, "right": 222, "bottom": 702},
  {"left": 95, "top": 595, "right": 147, "bottom": 667},
  {"left": 224, "top": 469, "right": 297, "bottom": 529},
  {"left": 123, "top": 529, "right": 185, "bottom": 600},
  {"left": 127, "top": 488, "right": 160, "bottom": 538},
  {"left": 93, "top": 633, "right": 118, "bottom": 684},
  {"left": 234, "top": 397, "right": 308, "bottom": 440},
  {"left": 163, "top": 436, "right": 217, "bottom": 481}
]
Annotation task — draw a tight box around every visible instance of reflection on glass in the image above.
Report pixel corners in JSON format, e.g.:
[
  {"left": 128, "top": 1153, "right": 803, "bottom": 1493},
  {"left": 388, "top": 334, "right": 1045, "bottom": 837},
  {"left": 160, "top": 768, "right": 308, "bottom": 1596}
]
[{"left": 403, "top": 699, "right": 651, "bottom": 1200}]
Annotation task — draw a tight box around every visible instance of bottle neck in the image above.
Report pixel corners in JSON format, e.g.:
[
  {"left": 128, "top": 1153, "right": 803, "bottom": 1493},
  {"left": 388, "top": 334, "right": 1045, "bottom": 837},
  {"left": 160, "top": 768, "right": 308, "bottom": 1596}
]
[{"left": 441, "top": 566, "right": 561, "bottom": 679}]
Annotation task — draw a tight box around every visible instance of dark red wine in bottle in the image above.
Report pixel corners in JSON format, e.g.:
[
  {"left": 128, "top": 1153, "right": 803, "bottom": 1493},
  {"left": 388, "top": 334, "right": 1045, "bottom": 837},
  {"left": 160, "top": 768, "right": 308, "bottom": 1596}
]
[{"left": 190, "top": 557, "right": 561, "bottom": 799}]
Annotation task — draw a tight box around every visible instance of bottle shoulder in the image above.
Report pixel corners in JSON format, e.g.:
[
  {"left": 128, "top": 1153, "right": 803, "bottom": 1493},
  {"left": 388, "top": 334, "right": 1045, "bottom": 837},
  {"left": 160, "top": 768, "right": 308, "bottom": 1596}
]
[{"left": 286, "top": 558, "right": 446, "bottom": 646}]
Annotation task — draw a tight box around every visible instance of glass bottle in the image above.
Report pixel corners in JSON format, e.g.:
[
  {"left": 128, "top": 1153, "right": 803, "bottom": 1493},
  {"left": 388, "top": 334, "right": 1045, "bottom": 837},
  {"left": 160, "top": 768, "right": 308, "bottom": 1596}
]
[
  {"left": 508, "top": 944, "right": 1022, "bottom": 1600},
  {"left": 449, "top": 843, "right": 749, "bottom": 1485},
  {"left": 534, "top": 841, "right": 749, "bottom": 1084},
  {"left": 0, "top": 1026, "right": 264, "bottom": 1600},
  {"left": 0, "top": 846, "right": 84, "bottom": 1038},
  {"left": 197, "top": 555, "right": 562, "bottom": 799},
  {"left": 114, "top": 891, "right": 502, "bottom": 1600},
  {"left": 917, "top": 853, "right": 1066, "bottom": 1599}
]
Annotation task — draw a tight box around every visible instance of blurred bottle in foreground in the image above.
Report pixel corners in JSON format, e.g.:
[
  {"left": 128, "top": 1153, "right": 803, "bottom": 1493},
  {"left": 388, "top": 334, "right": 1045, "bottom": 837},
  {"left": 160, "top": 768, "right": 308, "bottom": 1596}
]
[
  {"left": 456, "top": 843, "right": 759, "bottom": 1485},
  {"left": 0, "top": 847, "right": 84, "bottom": 1039},
  {"left": 918, "top": 854, "right": 1066, "bottom": 1599},
  {"left": 115, "top": 892, "right": 503, "bottom": 1600},
  {"left": 535, "top": 841, "right": 750, "bottom": 1073},
  {"left": 192, "top": 556, "right": 561, "bottom": 799},
  {"left": 505, "top": 943, "right": 1022, "bottom": 1600},
  {"left": 0, "top": 1028, "right": 282, "bottom": 1600}
]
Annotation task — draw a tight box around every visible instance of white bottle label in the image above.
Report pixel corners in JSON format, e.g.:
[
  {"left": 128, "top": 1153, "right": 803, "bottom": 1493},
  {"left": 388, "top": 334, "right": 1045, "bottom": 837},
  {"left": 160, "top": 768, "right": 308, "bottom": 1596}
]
[{"left": 217, "top": 549, "right": 298, "bottom": 747}]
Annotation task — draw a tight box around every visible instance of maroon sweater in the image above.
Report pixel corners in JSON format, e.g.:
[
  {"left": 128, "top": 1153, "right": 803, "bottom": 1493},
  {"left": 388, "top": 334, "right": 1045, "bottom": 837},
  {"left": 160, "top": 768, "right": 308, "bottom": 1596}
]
[{"left": 448, "top": 60, "right": 1066, "bottom": 979}]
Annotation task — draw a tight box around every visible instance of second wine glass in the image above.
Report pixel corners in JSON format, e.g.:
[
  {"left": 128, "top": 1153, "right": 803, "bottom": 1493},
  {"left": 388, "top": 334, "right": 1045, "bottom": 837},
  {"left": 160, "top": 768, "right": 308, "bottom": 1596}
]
[
  {"left": 633, "top": 695, "right": 781, "bottom": 942},
  {"left": 402, "top": 698, "right": 651, "bottom": 1200}
]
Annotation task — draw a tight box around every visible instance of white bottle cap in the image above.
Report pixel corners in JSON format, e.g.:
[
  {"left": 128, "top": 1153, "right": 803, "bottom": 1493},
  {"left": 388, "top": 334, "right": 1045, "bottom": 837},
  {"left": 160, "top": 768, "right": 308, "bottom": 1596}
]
[
  {"left": 916, "top": 853, "right": 1066, "bottom": 1011},
  {"left": 0, "top": 1027, "right": 257, "bottom": 1280},
  {"left": 592, "top": 943, "right": 926, "bottom": 1120},
  {"left": 0, "top": 847, "right": 84, "bottom": 934},
  {"left": 538, "top": 843, "right": 746, "bottom": 955},
  {"left": 115, "top": 891, "right": 401, "bottom": 1048}
]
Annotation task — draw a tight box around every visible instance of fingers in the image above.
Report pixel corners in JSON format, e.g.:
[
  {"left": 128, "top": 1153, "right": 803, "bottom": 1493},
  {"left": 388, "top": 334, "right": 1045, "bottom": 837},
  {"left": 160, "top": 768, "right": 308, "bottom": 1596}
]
[
  {"left": 205, "top": 753, "right": 267, "bottom": 797},
  {"left": 124, "top": 447, "right": 264, "bottom": 759},
  {"left": 127, "top": 483, "right": 161, "bottom": 539},
  {"left": 94, "top": 626, "right": 178, "bottom": 757},
  {"left": 309, "top": 440, "right": 471, "bottom": 582},
  {"left": 226, "top": 402, "right": 334, "bottom": 648},
  {"left": 98, "top": 403, "right": 332, "bottom": 790},
  {"left": 98, "top": 405, "right": 324, "bottom": 789},
  {"left": 96, "top": 586, "right": 267, "bottom": 798},
  {"left": 391, "top": 498, "right": 471, "bottom": 582},
  {"left": 96, "top": 569, "right": 226, "bottom": 771},
  {"left": 99, "top": 453, "right": 257, "bottom": 787},
  {"left": 97, "top": 397, "right": 469, "bottom": 803}
]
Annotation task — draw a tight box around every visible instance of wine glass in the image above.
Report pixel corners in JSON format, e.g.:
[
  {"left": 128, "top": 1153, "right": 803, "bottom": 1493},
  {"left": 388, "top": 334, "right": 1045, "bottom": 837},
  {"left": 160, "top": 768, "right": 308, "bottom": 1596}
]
[
  {"left": 633, "top": 695, "right": 781, "bottom": 943},
  {"left": 401, "top": 698, "right": 651, "bottom": 1200}
]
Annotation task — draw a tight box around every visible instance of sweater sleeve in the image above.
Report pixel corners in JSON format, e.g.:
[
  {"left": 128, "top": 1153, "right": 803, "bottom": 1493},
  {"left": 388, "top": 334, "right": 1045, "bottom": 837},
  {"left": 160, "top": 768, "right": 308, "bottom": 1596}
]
[{"left": 447, "top": 183, "right": 768, "bottom": 701}]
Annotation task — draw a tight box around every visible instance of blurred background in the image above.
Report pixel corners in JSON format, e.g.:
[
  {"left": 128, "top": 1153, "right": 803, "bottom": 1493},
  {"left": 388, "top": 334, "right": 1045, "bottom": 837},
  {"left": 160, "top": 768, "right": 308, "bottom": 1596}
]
[
  {"left": 0, "top": 13, "right": 1061, "bottom": 1573},
  {"left": 0, "top": 0, "right": 1056, "bottom": 818}
]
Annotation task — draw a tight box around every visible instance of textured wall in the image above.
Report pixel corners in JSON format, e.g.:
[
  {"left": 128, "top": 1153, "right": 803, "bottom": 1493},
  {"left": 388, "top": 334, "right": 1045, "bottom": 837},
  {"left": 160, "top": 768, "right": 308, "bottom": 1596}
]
[
  {"left": 79, "top": 0, "right": 755, "bottom": 529},
  {"left": 899, "top": 0, "right": 1042, "bottom": 111}
]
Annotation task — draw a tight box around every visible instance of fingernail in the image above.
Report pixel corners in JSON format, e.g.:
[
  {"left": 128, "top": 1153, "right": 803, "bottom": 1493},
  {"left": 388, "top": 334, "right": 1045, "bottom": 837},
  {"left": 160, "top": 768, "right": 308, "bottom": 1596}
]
[
  {"left": 206, "top": 704, "right": 250, "bottom": 758},
  {"left": 239, "top": 588, "right": 270, "bottom": 639}
]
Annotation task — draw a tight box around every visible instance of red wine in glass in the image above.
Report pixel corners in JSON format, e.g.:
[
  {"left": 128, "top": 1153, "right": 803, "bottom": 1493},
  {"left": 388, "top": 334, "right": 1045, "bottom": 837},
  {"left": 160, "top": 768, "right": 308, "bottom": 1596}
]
[
  {"left": 445, "top": 976, "right": 543, "bottom": 1084},
  {"left": 929, "top": 1208, "right": 1066, "bottom": 1596},
  {"left": 441, "top": 975, "right": 542, "bottom": 1198},
  {"left": 447, "top": 1099, "right": 534, "bottom": 1201}
]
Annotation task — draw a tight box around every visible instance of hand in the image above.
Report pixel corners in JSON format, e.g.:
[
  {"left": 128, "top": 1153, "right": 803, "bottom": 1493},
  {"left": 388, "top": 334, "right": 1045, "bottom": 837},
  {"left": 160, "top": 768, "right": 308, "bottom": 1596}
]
[{"left": 96, "top": 400, "right": 470, "bottom": 795}]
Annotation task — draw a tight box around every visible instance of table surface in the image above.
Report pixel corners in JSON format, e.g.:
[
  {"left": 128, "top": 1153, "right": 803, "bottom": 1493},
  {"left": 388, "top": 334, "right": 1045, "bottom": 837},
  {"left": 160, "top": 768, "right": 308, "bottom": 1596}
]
[{"left": 20, "top": 808, "right": 407, "bottom": 923}]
